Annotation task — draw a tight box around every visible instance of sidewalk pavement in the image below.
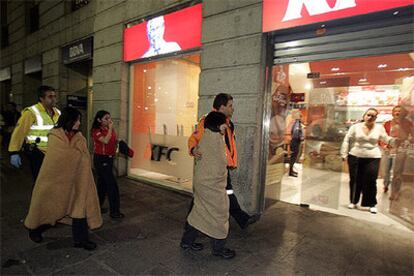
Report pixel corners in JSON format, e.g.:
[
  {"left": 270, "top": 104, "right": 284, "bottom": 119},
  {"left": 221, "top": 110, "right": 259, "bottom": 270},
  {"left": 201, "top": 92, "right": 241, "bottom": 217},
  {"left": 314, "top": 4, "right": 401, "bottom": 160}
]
[{"left": 1, "top": 155, "right": 413, "bottom": 275}]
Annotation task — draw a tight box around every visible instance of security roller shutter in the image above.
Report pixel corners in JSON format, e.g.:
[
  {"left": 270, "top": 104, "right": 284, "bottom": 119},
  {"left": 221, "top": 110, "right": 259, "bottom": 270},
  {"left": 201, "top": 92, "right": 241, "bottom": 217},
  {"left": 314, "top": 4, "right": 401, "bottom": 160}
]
[{"left": 273, "top": 9, "right": 414, "bottom": 64}]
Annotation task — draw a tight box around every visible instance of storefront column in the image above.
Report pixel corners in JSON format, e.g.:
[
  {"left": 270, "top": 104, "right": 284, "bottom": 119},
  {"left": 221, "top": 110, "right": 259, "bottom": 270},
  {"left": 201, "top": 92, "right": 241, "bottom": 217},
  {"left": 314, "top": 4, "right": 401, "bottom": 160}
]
[{"left": 201, "top": 0, "right": 267, "bottom": 213}]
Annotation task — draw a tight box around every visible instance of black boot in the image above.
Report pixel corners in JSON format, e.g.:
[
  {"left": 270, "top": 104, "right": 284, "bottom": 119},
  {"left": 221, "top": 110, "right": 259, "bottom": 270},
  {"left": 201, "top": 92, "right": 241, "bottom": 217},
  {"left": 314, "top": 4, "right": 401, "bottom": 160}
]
[
  {"left": 72, "top": 218, "right": 96, "bottom": 251},
  {"left": 211, "top": 239, "right": 236, "bottom": 259},
  {"left": 73, "top": 241, "right": 97, "bottom": 251},
  {"left": 28, "top": 224, "right": 52, "bottom": 243},
  {"left": 289, "top": 169, "right": 298, "bottom": 177}
]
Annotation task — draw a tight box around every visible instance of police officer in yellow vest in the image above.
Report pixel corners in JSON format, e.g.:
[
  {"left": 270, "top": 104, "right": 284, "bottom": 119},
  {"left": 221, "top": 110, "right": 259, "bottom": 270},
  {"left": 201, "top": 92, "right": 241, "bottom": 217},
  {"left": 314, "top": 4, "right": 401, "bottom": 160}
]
[{"left": 9, "top": 86, "right": 60, "bottom": 181}]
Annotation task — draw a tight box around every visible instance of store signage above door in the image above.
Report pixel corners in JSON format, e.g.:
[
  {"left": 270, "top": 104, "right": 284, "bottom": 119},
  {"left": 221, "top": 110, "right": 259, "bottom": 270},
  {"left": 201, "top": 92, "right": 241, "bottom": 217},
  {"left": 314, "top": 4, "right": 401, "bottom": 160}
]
[
  {"left": 263, "top": 0, "right": 413, "bottom": 32},
  {"left": 123, "top": 4, "right": 202, "bottom": 62},
  {"left": 62, "top": 37, "right": 93, "bottom": 64}
]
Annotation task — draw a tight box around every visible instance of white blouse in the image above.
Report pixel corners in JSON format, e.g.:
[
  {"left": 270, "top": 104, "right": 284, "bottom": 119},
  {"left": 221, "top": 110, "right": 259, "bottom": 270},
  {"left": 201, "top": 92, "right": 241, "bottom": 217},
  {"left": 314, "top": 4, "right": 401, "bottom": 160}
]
[{"left": 341, "top": 122, "right": 392, "bottom": 159}]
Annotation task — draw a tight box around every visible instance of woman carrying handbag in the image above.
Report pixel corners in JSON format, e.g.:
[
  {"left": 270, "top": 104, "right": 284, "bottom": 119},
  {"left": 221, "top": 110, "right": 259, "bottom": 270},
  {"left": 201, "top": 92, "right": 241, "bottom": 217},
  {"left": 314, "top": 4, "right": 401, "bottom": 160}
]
[{"left": 91, "top": 110, "right": 124, "bottom": 219}]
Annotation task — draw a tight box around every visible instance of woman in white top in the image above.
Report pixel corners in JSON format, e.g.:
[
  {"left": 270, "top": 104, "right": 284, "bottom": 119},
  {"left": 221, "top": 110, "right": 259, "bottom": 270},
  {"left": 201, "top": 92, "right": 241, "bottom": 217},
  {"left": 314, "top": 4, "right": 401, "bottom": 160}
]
[{"left": 341, "top": 108, "right": 393, "bottom": 214}]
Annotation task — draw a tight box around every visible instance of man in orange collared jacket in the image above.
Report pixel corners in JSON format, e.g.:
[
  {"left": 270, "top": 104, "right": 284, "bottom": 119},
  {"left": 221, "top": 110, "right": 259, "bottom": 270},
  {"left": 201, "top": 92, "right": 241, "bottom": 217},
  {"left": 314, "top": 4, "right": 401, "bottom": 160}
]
[{"left": 187, "top": 93, "right": 257, "bottom": 230}]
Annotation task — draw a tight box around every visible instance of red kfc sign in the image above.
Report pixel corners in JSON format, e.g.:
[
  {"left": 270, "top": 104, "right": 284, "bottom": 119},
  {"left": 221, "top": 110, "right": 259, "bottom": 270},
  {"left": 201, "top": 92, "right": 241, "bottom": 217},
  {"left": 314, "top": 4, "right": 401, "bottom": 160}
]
[
  {"left": 124, "top": 4, "right": 202, "bottom": 62},
  {"left": 263, "top": 0, "right": 413, "bottom": 32}
]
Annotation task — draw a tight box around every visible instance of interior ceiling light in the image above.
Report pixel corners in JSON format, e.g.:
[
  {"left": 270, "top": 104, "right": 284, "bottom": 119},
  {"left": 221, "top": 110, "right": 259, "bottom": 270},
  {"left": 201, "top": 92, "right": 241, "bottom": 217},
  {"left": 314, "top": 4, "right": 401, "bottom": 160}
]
[
  {"left": 358, "top": 78, "right": 367, "bottom": 82},
  {"left": 320, "top": 81, "right": 327, "bottom": 85},
  {"left": 398, "top": 68, "right": 409, "bottom": 71},
  {"left": 378, "top": 64, "right": 388, "bottom": 68},
  {"left": 331, "top": 67, "right": 340, "bottom": 72}
]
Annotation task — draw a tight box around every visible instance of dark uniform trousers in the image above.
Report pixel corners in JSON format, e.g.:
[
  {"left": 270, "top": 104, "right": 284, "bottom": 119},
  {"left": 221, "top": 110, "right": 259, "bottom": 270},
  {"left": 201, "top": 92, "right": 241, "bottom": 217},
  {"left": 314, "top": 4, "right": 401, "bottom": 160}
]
[
  {"left": 289, "top": 138, "right": 302, "bottom": 172},
  {"left": 93, "top": 155, "right": 121, "bottom": 215},
  {"left": 226, "top": 171, "right": 250, "bottom": 228},
  {"left": 24, "top": 145, "right": 45, "bottom": 183}
]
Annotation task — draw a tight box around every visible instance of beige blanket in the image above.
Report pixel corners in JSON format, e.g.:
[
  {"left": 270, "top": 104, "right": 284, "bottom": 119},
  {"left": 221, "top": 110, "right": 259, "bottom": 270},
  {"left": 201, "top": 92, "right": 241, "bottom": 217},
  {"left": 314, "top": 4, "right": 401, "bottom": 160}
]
[
  {"left": 25, "top": 128, "right": 102, "bottom": 230},
  {"left": 187, "top": 130, "right": 229, "bottom": 239}
]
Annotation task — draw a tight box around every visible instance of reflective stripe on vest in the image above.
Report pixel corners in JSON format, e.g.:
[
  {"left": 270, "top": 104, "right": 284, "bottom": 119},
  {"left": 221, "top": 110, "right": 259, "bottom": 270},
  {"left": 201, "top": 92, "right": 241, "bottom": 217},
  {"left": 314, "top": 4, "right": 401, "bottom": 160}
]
[{"left": 26, "top": 104, "right": 56, "bottom": 148}]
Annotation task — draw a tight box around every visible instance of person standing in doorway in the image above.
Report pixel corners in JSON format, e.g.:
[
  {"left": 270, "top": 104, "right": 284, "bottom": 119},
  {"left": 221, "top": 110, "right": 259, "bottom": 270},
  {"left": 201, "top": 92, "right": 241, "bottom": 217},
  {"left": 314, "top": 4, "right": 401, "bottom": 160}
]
[
  {"left": 381, "top": 106, "right": 402, "bottom": 193},
  {"left": 188, "top": 93, "right": 258, "bottom": 230},
  {"left": 91, "top": 110, "right": 124, "bottom": 219},
  {"left": 289, "top": 111, "right": 304, "bottom": 177},
  {"left": 8, "top": 86, "right": 60, "bottom": 182},
  {"left": 341, "top": 108, "right": 393, "bottom": 214}
]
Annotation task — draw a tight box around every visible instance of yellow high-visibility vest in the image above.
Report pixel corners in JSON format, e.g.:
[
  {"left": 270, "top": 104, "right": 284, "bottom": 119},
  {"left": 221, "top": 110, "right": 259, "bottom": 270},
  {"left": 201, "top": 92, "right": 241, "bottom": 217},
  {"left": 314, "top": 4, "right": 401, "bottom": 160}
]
[{"left": 26, "top": 103, "right": 61, "bottom": 149}]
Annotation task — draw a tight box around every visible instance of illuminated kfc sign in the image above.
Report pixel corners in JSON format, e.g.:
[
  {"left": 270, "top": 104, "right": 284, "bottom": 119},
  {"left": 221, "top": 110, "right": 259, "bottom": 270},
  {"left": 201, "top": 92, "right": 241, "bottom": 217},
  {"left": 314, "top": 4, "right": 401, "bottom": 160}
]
[
  {"left": 123, "top": 4, "right": 202, "bottom": 61},
  {"left": 263, "top": 0, "right": 413, "bottom": 32}
]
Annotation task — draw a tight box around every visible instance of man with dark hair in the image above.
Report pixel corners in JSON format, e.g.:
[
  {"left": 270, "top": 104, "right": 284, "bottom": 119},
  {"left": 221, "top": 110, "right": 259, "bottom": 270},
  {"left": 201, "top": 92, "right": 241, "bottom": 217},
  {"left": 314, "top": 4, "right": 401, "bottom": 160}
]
[
  {"left": 187, "top": 93, "right": 258, "bottom": 232},
  {"left": 9, "top": 85, "right": 61, "bottom": 182}
]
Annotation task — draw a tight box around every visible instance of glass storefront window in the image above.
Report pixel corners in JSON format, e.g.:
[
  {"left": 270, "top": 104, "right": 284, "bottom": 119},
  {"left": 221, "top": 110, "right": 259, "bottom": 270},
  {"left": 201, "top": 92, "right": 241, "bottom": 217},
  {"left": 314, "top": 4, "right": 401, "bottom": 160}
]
[
  {"left": 128, "top": 54, "right": 200, "bottom": 192},
  {"left": 265, "top": 52, "right": 414, "bottom": 227}
]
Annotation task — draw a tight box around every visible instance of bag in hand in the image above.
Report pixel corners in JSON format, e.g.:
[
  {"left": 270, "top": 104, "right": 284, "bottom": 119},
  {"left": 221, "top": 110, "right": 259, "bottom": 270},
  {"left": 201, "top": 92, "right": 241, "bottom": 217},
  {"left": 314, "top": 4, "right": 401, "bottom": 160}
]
[{"left": 119, "top": 140, "right": 134, "bottom": 158}]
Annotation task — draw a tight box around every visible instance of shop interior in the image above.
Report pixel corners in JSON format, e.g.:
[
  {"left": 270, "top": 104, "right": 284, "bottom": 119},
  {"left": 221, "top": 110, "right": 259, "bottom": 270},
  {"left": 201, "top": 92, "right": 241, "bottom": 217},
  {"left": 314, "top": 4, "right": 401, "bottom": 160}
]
[
  {"left": 128, "top": 54, "right": 200, "bottom": 192},
  {"left": 265, "top": 52, "right": 414, "bottom": 230}
]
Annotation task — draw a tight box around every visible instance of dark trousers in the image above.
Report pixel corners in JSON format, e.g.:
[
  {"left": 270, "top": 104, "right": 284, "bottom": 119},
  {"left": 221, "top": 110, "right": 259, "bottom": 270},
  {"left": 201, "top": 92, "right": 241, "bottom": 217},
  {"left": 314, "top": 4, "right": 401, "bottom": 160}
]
[
  {"left": 181, "top": 222, "right": 226, "bottom": 251},
  {"left": 72, "top": 218, "right": 89, "bottom": 243},
  {"left": 347, "top": 155, "right": 380, "bottom": 207},
  {"left": 30, "top": 218, "right": 88, "bottom": 243},
  {"left": 94, "top": 155, "right": 120, "bottom": 214},
  {"left": 226, "top": 172, "right": 250, "bottom": 228},
  {"left": 289, "top": 139, "right": 301, "bottom": 172},
  {"left": 24, "top": 147, "right": 45, "bottom": 183}
]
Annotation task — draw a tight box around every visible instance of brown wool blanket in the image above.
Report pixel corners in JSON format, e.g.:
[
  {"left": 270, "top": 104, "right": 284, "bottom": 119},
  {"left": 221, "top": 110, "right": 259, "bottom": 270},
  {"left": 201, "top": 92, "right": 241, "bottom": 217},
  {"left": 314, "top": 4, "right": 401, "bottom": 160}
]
[
  {"left": 187, "top": 129, "right": 229, "bottom": 239},
  {"left": 25, "top": 128, "right": 102, "bottom": 230}
]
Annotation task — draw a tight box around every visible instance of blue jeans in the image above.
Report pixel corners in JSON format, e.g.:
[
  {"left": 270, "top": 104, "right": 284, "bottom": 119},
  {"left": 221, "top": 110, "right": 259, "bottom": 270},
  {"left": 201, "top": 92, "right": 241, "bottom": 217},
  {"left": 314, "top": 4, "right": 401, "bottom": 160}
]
[{"left": 383, "top": 154, "right": 395, "bottom": 188}]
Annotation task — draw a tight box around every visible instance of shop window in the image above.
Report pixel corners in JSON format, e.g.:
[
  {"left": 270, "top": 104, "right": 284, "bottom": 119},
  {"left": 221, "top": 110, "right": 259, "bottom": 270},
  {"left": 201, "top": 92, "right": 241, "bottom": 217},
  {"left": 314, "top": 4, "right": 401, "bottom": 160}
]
[
  {"left": 1, "top": 0, "right": 8, "bottom": 47},
  {"left": 26, "top": 2, "right": 39, "bottom": 34},
  {"left": 1, "top": 25, "right": 8, "bottom": 48},
  {"left": 265, "top": 52, "right": 414, "bottom": 226},
  {"left": 128, "top": 53, "right": 200, "bottom": 192}
]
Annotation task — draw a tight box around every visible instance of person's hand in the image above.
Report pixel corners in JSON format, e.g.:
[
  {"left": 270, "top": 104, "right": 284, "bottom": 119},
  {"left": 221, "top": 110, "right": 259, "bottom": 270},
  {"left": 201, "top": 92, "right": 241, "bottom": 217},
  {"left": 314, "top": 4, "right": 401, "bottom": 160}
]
[
  {"left": 108, "top": 119, "right": 113, "bottom": 129},
  {"left": 342, "top": 157, "right": 347, "bottom": 162},
  {"left": 192, "top": 147, "right": 202, "bottom": 160},
  {"left": 10, "top": 154, "right": 22, "bottom": 168}
]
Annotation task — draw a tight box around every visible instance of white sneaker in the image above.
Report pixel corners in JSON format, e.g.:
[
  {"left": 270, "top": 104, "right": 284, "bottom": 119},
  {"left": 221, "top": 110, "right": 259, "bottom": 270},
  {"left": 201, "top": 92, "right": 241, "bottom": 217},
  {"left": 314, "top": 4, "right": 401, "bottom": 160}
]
[
  {"left": 348, "top": 203, "right": 356, "bottom": 209},
  {"left": 369, "top": 207, "right": 377, "bottom": 214}
]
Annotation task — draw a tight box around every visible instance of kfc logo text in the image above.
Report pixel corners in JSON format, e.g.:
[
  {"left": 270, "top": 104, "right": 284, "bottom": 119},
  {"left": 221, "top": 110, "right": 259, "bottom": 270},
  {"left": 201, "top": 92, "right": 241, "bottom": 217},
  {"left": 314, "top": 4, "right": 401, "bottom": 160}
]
[
  {"left": 263, "top": 0, "right": 413, "bottom": 32},
  {"left": 283, "top": 0, "right": 356, "bottom": 21}
]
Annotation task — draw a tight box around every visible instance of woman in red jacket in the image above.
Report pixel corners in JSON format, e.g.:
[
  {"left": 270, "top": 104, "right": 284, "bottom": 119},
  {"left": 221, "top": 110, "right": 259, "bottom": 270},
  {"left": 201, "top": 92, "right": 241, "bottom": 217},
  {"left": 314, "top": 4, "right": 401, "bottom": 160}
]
[{"left": 91, "top": 110, "right": 124, "bottom": 219}]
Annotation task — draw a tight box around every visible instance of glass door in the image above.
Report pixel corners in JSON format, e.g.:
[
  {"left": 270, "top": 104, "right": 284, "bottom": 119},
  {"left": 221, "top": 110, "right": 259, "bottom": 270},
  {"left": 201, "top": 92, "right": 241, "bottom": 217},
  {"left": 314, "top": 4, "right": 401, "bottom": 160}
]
[{"left": 265, "top": 52, "right": 414, "bottom": 227}]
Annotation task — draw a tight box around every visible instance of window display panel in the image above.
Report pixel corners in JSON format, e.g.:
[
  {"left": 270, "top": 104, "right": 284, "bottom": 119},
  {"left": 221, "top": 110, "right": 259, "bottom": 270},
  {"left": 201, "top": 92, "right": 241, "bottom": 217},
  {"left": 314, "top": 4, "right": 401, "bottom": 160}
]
[
  {"left": 128, "top": 54, "right": 200, "bottom": 192},
  {"left": 265, "top": 52, "right": 414, "bottom": 226}
]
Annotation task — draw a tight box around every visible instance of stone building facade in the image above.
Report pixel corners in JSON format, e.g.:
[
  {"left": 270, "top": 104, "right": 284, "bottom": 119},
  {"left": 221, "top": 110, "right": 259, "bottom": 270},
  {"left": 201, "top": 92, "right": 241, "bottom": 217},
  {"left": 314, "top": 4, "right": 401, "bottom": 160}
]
[{"left": 1, "top": 0, "right": 265, "bottom": 213}]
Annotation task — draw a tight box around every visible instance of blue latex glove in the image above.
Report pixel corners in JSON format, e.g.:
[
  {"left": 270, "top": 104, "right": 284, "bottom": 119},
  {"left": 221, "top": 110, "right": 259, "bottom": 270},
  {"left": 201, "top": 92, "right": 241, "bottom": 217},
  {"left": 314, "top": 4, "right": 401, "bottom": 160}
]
[{"left": 10, "top": 154, "right": 22, "bottom": 168}]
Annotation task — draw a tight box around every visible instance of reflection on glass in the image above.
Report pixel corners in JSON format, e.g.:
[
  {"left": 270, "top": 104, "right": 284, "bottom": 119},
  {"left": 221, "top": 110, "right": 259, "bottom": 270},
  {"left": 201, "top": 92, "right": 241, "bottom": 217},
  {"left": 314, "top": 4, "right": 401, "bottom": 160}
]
[
  {"left": 265, "top": 52, "right": 414, "bottom": 227},
  {"left": 128, "top": 54, "right": 200, "bottom": 192}
]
